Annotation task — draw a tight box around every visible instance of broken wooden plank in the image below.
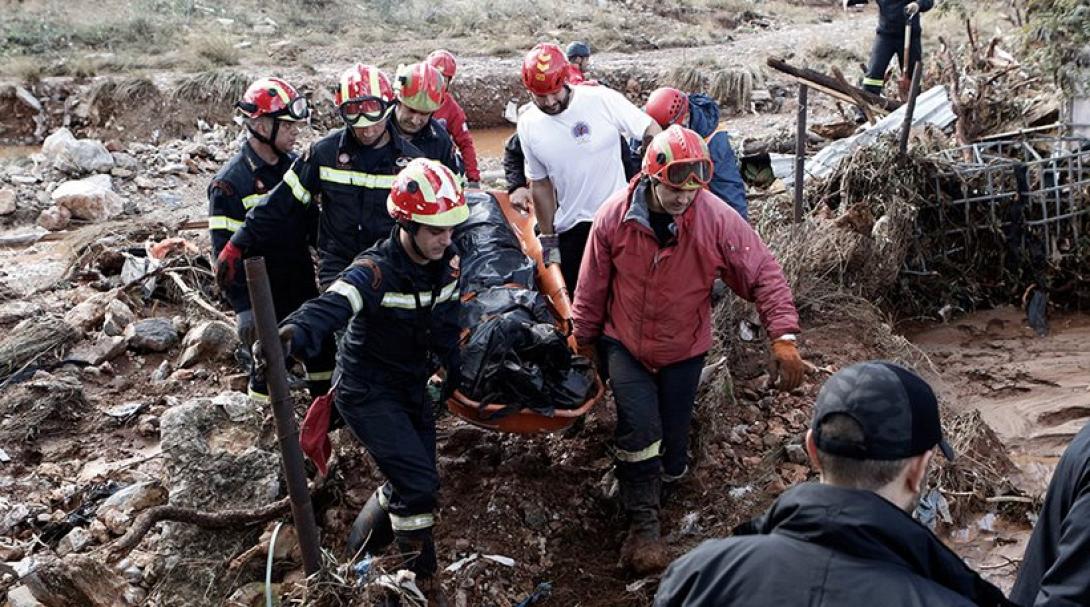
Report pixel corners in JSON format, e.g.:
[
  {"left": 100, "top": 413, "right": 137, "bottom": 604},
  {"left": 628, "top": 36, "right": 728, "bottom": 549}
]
[{"left": 767, "top": 57, "right": 903, "bottom": 112}]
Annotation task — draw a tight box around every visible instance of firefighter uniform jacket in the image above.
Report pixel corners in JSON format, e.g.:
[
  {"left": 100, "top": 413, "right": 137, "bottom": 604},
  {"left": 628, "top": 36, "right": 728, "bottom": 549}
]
[
  {"left": 208, "top": 142, "right": 312, "bottom": 312},
  {"left": 284, "top": 230, "right": 461, "bottom": 392},
  {"left": 230, "top": 123, "right": 423, "bottom": 287}
]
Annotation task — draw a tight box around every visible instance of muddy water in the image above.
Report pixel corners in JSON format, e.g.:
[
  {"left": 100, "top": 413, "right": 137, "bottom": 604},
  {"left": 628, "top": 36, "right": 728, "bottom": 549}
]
[
  {"left": 472, "top": 126, "right": 514, "bottom": 160},
  {"left": 909, "top": 306, "right": 1090, "bottom": 456},
  {"left": 0, "top": 145, "right": 38, "bottom": 160},
  {"left": 909, "top": 307, "right": 1090, "bottom": 591}
]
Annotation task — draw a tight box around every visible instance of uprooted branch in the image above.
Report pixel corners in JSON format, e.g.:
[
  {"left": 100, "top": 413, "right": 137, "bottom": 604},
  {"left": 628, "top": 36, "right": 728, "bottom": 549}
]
[{"left": 104, "top": 497, "right": 291, "bottom": 561}]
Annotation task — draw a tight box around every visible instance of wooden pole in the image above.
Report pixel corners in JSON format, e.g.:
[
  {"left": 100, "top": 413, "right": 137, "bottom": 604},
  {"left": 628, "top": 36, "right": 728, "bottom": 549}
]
[
  {"left": 898, "top": 64, "right": 924, "bottom": 155},
  {"left": 794, "top": 84, "right": 808, "bottom": 223},
  {"left": 245, "top": 257, "right": 323, "bottom": 577}
]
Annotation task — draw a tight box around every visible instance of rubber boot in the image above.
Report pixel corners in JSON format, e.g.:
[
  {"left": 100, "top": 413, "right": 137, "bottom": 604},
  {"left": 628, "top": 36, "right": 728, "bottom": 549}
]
[
  {"left": 394, "top": 530, "right": 448, "bottom": 607},
  {"left": 347, "top": 489, "right": 394, "bottom": 558},
  {"left": 618, "top": 477, "right": 669, "bottom": 575}
]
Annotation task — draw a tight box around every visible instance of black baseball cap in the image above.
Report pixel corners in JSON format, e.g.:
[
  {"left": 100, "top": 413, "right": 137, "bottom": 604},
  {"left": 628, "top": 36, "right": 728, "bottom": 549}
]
[{"left": 811, "top": 361, "right": 955, "bottom": 461}]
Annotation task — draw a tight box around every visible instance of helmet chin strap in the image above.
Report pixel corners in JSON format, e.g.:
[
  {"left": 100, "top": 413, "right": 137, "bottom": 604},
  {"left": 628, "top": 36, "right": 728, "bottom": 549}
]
[
  {"left": 399, "top": 221, "right": 429, "bottom": 261},
  {"left": 247, "top": 118, "right": 280, "bottom": 148}
]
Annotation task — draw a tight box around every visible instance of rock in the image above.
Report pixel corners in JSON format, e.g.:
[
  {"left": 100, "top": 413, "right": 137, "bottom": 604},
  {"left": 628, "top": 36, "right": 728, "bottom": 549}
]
[
  {"left": 110, "top": 152, "right": 138, "bottom": 170},
  {"left": 66, "top": 334, "right": 127, "bottom": 366},
  {"left": 785, "top": 443, "right": 808, "bottom": 465},
  {"left": 110, "top": 168, "right": 134, "bottom": 179},
  {"left": 36, "top": 206, "right": 71, "bottom": 231},
  {"left": 24, "top": 554, "right": 126, "bottom": 607},
  {"left": 51, "top": 174, "right": 123, "bottom": 221},
  {"left": 171, "top": 315, "right": 189, "bottom": 335},
  {"left": 41, "top": 128, "right": 115, "bottom": 174},
  {"left": 0, "top": 188, "right": 15, "bottom": 215},
  {"left": 55, "top": 527, "right": 91, "bottom": 556},
  {"left": 134, "top": 176, "right": 155, "bottom": 190},
  {"left": 96, "top": 481, "right": 167, "bottom": 535},
  {"left": 153, "top": 395, "right": 279, "bottom": 605},
  {"left": 6, "top": 586, "right": 46, "bottom": 607},
  {"left": 125, "top": 318, "right": 179, "bottom": 353},
  {"left": 102, "top": 299, "right": 134, "bottom": 337},
  {"left": 159, "top": 162, "right": 188, "bottom": 175},
  {"left": 168, "top": 368, "right": 196, "bottom": 381},
  {"left": 177, "top": 320, "right": 237, "bottom": 368},
  {"left": 151, "top": 360, "right": 171, "bottom": 381},
  {"left": 88, "top": 519, "right": 110, "bottom": 544},
  {"left": 0, "top": 301, "right": 41, "bottom": 326},
  {"left": 156, "top": 191, "right": 183, "bottom": 207},
  {"left": 64, "top": 289, "right": 120, "bottom": 332}
]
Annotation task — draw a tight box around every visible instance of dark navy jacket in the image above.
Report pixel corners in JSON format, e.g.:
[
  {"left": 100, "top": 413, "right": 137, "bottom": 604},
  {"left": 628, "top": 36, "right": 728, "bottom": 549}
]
[
  {"left": 208, "top": 142, "right": 310, "bottom": 312},
  {"left": 687, "top": 93, "right": 748, "bottom": 221},
  {"left": 655, "top": 483, "right": 1013, "bottom": 607},
  {"left": 1011, "top": 422, "right": 1090, "bottom": 607},
  {"left": 284, "top": 230, "right": 461, "bottom": 393},
  {"left": 396, "top": 117, "right": 464, "bottom": 178},
  {"left": 877, "top": 0, "right": 934, "bottom": 34},
  {"left": 230, "top": 123, "right": 423, "bottom": 287}
]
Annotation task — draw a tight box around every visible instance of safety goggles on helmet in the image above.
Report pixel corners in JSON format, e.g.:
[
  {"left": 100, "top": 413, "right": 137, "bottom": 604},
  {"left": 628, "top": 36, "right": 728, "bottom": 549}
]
[
  {"left": 339, "top": 96, "right": 390, "bottom": 126},
  {"left": 236, "top": 94, "right": 309, "bottom": 122},
  {"left": 660, "top": 159, "right": 713, "bottom": 190}
]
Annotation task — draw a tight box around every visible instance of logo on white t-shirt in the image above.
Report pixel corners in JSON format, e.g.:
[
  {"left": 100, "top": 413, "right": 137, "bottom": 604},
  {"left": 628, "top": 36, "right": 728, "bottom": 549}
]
[{"left": 571, "top": 121, "right": 591, "bottom": 143}]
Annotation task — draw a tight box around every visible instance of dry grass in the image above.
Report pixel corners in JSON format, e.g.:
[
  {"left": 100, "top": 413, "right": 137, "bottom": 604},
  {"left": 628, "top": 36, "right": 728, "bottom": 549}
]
[
  {"left": 189, "top": 33, "right": 241, "bottom": 68},
  {"left": 173, "top": 69, "right": 251, "bottom": 106}
]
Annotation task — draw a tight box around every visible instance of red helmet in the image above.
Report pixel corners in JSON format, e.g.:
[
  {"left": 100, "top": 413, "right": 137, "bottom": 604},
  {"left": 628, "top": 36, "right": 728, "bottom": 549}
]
[
  {"left": 521, "top": 43, "right": 569, "bottom": 96},
  {"left": 642, "top": 125, "right": 714, "bottom": 190},
  {"left": 236, "top": 77, "right": 308, "bottom": 121},
  {"left": 335, "top": 64, "right": 395, "bottom": 127},
  {"left": 395, "top": 62, "right": 446, "bottom": 113},
  {"left": 645, "top": 87, "right": 689, "bottom": 128},
  {"left": 387, "top": 158, "right": 469, "bottom": 227},
  {"left": 426, "top": 49, "right": 457, "bottom": 83}
]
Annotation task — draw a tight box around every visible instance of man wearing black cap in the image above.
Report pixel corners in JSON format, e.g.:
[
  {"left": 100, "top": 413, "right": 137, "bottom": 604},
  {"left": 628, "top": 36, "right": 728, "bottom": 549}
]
[{"left": 654, "top": 361, "right": 1014, "bottom": 607}]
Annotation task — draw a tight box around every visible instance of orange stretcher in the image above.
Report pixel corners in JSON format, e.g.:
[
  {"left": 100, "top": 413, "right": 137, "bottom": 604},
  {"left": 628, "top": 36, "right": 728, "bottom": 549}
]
[{"left": 445, "top": 190, "right": 605, "bottom": 433}]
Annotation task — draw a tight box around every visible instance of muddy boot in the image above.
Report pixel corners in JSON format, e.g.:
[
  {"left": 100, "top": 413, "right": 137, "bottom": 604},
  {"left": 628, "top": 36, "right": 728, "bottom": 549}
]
[
  {"left": 394, "top": 530, "right": 448, "bottom": 605},
  {"left": 618, "top": 477, "right": 669, "bottom": 575},
  {"left": 347, "top": 489, "right": 394, "bottom": 558}
]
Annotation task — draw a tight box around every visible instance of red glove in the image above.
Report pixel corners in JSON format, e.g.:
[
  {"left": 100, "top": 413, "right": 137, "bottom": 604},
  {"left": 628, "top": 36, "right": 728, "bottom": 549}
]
[
  {"left": 215, "top": 241, "right": 243, "bottom": 291},
  {"left": 771, "top": 338, "right": 805, "bottom": 391}
]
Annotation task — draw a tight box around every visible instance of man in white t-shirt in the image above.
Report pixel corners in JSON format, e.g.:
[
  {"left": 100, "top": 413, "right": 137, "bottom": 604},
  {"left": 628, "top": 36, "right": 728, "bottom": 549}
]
[{"left": 517, "top": 42, "right": 660, "bottom": 294}]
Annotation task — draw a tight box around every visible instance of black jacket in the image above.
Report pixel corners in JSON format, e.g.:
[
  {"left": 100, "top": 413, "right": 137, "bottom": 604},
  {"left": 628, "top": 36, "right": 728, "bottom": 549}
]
[
  {"left": 284, "top": 230, "right": 460, "bottom": 392},
  {"left": 877, "top": 0, "right": 934, "bottom": 35},
  {"left": 230, "top": 123, "right": 423, "bottom": 287},
  {"left": 655, "top": 483, "right": 1013, "bottom": 607},
  {"left": 208, "top": 142, "right": 311, "bottom": 312},
  {"left": 1010, "top": 422, "right": 1090, "bottom": 607},
  {"left": 396, "top": 117, "right": 463, "bottom": 178}
]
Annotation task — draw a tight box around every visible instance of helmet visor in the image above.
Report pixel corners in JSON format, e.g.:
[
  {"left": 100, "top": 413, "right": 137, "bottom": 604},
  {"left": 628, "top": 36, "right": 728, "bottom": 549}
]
[
  {"left": 339, "top": 96, "right": 390, "bottom": 125},
  {"left": 662, "top": 159, "right": 712, "bottom": 190}
]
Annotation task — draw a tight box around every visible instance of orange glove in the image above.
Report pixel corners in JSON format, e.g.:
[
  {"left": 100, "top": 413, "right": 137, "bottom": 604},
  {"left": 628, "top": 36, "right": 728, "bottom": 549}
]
[{"left": 771, "top": 338, "right": 805, "bottom": 391}]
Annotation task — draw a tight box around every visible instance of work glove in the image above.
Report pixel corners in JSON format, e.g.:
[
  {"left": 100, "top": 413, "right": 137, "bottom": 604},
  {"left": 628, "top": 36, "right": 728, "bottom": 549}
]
[
  {"left": 770, "top": 338, "right": 805, "bottom": 391},
  {"left": 252, "top": 324, "right": 298, "bottom": 375},
  {"left": 576, "top": 339, "right": 599, "bottom": 370},
  {"left": 539, "top": 233, "right": 562, "bottom": 267},
  {"left": 215, "top": 241, "right": 244, "bottom": 291},
  {"left": 510, "top": 186, "right": 532, "bottom": 214},
  {"left": 905, "top": 1, "right": 919, "bottom": 17},
  {"left": 236, "top": 309, "right": 256, "bottom": 348}
]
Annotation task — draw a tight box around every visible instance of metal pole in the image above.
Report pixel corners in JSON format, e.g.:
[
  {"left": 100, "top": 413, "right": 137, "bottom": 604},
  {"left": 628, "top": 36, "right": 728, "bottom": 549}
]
[
  {"left": 899, "top": 64, "right": 924, "bottom": 155},
  {"left": 794, "top": 84, "right": 808, "bottom": 223},
  {"left": 245, "top": 257, "right": 323, "bottom": 577}
]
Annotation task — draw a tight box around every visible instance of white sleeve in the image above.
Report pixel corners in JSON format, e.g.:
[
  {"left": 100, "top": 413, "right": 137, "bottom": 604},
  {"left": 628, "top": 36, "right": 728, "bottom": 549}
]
[
  {"left": 600, "top": 87, "right": 654, "bottom": 139},
  {"left": 518, "top": 118, "right": 548, "bottom": 181}
]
